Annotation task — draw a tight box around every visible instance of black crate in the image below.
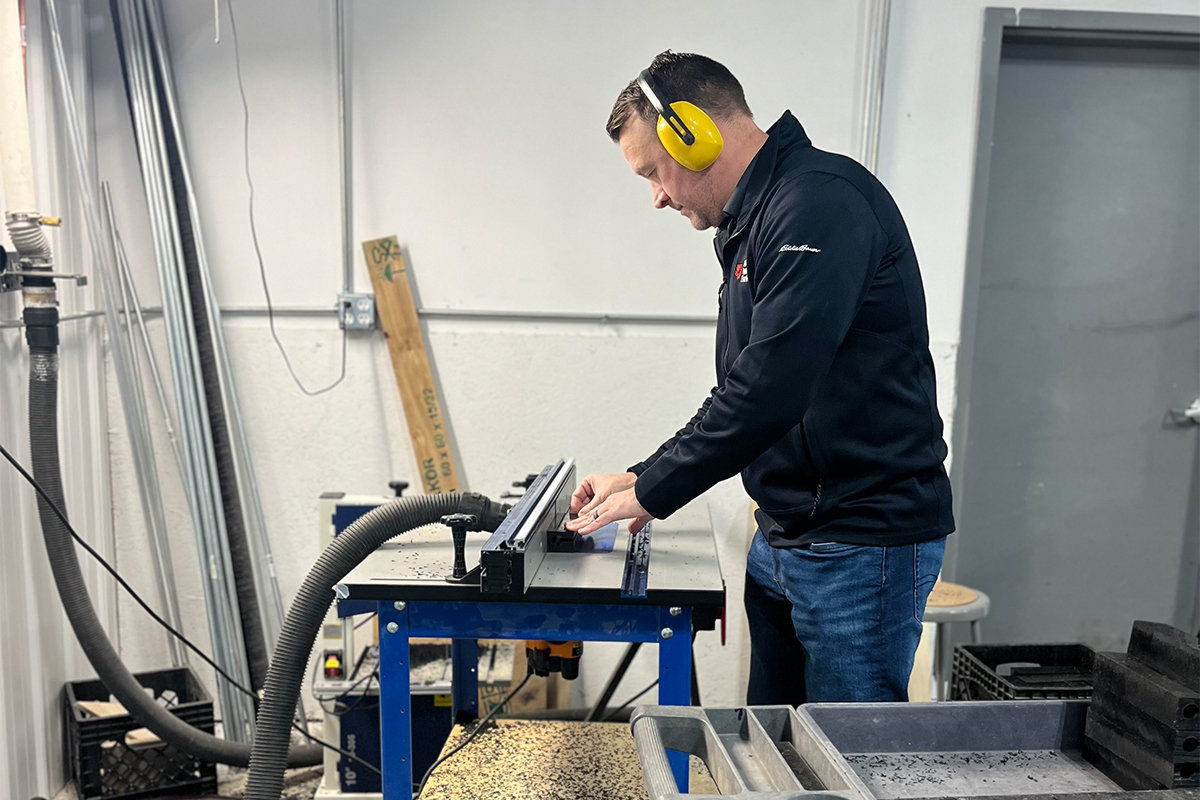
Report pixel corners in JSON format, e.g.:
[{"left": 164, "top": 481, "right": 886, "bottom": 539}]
[
  {"left": 951, "top": 643, "right": 1095, "bottom": 701},
  {"left": 64, "top": 667, "right": 217, "bottom": 800}
]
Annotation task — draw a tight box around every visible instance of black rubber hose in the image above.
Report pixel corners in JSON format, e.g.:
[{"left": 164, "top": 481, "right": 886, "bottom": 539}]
[
  {"left": 29, "top": 339, "right": 508, "bottom": 781},
  {"left": 245, "top": 492, "right": 509, "bottom": 800},
  {"left": 27, "top": 343, "right": 313, "bottom": 767}
]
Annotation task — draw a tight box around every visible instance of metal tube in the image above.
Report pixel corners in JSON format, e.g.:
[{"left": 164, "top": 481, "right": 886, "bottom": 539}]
[
  {"left": 133, "top": 0, "right": 256, "bottom": 738},
  {"left": 112, "top": 0, "right": 255, "bottom": 738},
  {"left": 859, "top": 0, "right": 891, "bottom": 175},
  {"left": 112, "top": 220, "right": 185, "bottom": 474},
  {"left": 337, "top": 0, "right": 353, "bottom": 294},
  {"left": 101, "top": 182, "right": 184, "bottom": 666},
  {"left": 143, "top": 0, "right": 302, "bottom": 728},
  {"left": 4, "top": 304, "right": 720, "bottom": 327}
]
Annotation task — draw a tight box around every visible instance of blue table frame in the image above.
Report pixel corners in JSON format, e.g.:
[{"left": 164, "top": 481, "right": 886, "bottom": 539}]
[{"left": 358, "top": 598, "right": 693, "bottom": 799}]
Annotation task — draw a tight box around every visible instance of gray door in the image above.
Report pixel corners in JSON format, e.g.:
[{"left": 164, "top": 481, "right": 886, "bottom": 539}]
[{"left": 954, "top": 28, "right": 1200, "bottom": 651}]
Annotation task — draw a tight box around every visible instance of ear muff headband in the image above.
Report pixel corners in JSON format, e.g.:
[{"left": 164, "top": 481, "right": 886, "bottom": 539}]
[{"left": 637, "top": 69, "right": 724, "bottom": 172}]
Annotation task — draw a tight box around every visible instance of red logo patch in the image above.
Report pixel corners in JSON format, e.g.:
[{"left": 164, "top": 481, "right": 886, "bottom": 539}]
[{"left": 734, "top": 263, "right": 744, "bottom": 281}]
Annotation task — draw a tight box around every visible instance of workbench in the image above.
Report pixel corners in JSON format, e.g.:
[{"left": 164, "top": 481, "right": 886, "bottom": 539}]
[{"left": 336, "top": 512, "right": 725, "bottom": 800}]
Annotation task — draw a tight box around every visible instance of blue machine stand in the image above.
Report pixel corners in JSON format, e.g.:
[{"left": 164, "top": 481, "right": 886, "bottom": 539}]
[
  {"left": 353, "top": 600, "right": 694, "bottom": 799},
  {"left": 334, "top": 461, "right": 724, "bottom": 800}
]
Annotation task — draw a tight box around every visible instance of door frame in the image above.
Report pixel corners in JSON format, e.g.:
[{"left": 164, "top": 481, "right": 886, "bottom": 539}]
[{"left": 944, "top": 8, "right": 1200, "bottom": 582}]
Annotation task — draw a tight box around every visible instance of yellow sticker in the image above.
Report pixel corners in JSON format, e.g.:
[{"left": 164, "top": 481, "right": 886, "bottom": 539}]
[{"left": 433, "top": 694, "right": 452, "bottom": 707}]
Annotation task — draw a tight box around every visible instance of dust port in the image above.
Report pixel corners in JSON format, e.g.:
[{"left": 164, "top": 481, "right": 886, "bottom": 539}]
[
  {"left": 1183, "top": 702, "right": 1199, "bottom": 720},
  {"left": 1183, "top": 737, "right": 1198, "bottom": 753}
]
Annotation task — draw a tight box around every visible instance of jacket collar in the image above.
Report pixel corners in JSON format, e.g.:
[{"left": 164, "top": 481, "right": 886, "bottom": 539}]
[{"left": 721, "top": 111, "right": 812, "bottom": 238}]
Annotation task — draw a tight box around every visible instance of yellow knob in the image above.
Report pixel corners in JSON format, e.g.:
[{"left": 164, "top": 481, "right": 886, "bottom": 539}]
[{"left": 39, "top": 216, "right": 62, "bottom": 227}]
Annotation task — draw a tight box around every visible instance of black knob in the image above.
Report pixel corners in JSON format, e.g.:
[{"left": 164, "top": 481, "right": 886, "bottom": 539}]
[
  {"left": 512, "top": 473, "right": 540, "bottom": 489},
  {"left": 388, "top": 480, "right": 410, "bottom": 498},
  {"left": 441, "top": 513, "right": 477, "bottom": 579}
]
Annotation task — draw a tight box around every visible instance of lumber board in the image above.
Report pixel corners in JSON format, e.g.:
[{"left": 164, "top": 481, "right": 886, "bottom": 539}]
[{"left": 362, "top": 236, "right": 461, "bottom": 494}]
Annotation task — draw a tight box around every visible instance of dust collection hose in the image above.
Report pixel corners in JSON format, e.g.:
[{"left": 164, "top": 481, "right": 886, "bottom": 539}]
[
  {"left": 27, "top": 330, "right": 318, "bottom": 767},
  {"left": 29, "top": 313, "right": 508, "bottom": 783},
  {"left": 245, "top": 492, "right": 509, "bottom": 800}
]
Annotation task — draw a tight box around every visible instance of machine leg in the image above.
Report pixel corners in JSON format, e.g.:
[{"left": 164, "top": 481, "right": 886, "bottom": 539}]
[
  {"left": 451, "top": 638, "right": 479, "bottom": 721},
  {"left": 378, "top": 603, "right": 413, "bottom": 800},
  {"left": 658, "top": 608, "right": 692, "bottom": 792}
]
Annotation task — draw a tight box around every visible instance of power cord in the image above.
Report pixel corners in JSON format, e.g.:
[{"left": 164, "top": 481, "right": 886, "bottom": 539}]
[
  {"left": 318, "top": 667, "right": 379, "bottom": 718},
  {"left": 417, "top": 672, "right": 533, "bottom": 795},
  {"left": 226, "top": 0, "right": 348, "bottom": 397},
  {"left": 601, "top": 678, "right": 659, "bottom": 722},
  {"left": 0, "top": 441, "right": 380, "bottom": 777}
]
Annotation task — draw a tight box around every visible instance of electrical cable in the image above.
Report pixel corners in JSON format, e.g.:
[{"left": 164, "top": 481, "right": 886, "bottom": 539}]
[
  {"left": 352, "top": 612, "right": 377, "bottom": 630},
  {"left": 318, "top": 667, "right": 379, "bottom": 718},
  {"left": 226, "top": 0, "right": 347, "bottom": 397},
  {"left": 418, "top": 672, "right": 533, "bottom": 795},
  {"left": 601, "top": 678, "right": 659, "bottom": 722},
  {"left": 0, "top": 440, "right": 380, "bottom": 777}
]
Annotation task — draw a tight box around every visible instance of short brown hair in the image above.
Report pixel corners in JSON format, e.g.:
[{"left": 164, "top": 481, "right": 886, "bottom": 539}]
[{"left": 606, "top": 51, "right": 752, "bottom": 142}]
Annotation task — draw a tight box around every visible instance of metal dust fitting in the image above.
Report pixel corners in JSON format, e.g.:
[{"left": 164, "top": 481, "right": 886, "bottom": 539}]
[
  {"left": 669, "top": 607, "right": 682, "bottom": 616},
  {"left": 386, "top": 622, "right": 399, "bottom": 634},
  {"left": 661, "top": 628, "right": 674, "bottom": 640},
  {"left": 394, "top": 600, "right": 406, "bottom": 611}
]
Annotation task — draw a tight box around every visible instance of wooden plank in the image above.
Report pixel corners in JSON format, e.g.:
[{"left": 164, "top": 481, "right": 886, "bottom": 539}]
[
  {"left": 76, "top": 700, "right": 127, "bottom": 718},
  {"left": 362, "top": 236, "right": 462, "bottom": 494}
]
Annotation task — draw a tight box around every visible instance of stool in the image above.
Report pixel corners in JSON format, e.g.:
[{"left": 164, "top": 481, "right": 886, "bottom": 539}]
[{"left": 923, "top": 582, "right": 990, "bottom": 701}]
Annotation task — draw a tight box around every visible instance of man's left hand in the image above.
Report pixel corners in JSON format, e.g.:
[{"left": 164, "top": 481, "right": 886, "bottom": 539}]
[{"left": 564, "top": 487, "right": 653, "bottom": 536}]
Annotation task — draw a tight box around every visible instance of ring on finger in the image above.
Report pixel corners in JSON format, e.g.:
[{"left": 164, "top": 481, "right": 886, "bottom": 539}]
[{"left": 592, "top": 510, "right": 599, "bottom": 521}]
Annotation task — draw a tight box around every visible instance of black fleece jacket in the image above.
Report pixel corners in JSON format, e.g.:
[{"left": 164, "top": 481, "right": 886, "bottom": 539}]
[{"left": 630, "top": 111, "right": 954, "bottom": 548}]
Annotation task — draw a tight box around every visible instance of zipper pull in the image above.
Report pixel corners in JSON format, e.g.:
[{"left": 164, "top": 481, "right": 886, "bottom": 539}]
[{"left": 810, "top": 479, "right": 824, "bottom": 517}]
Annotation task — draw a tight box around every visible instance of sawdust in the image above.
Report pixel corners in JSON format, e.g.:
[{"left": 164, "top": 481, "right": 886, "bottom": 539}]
[
  {"left": 418, "top": 719, "right": 650, "bottom": 800},
  {"left": 844, "top": 749, "right": 1118, "bottom": 798}
]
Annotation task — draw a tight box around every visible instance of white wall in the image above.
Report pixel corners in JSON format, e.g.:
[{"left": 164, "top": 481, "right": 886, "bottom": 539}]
[
  {"left": 60, "top": 0, "right": 1200, "bottom": 785},
  {"left": 0, "top": 3, "right": 117, "bottom": 798},
  {"left": 95, "top": 0, "right": 876, "bottom": 714}
]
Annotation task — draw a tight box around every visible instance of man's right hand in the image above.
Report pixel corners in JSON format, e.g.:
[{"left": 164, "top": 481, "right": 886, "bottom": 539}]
[{"left": 570, "top": 472, "right": 638, "bottom": 518}]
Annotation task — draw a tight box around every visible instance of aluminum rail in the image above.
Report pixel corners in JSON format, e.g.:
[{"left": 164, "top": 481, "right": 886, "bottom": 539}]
[
  {"left": 336, "top": 0, "right": 353, "bottom": 294},
  {"left": 142, "top": 0, "right": 297, "bottom": 726},
  {"left": 111, "top": 0, "right": 255, "bottom": 739},
  {"left": 859, "top": 0, "right": 891, "bottom": 175},
  {"left": 101, "top": 183, "right": 185, "bottom": 666}
]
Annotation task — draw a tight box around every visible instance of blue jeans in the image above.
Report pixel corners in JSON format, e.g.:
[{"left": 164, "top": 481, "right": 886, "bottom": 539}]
[{"left": 744, "top": 530, "right": 946, "bottom": 704}]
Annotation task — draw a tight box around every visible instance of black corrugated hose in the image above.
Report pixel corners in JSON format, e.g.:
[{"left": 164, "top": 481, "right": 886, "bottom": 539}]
[
  {"left": 26, "top": 315, "right": 315, "bottom": 767},
  {"left": 27, "top": 305, "right": 509, "bottom": 788},
  {"left": 244, "top": 493, "right": 509, "bottom": 800}
]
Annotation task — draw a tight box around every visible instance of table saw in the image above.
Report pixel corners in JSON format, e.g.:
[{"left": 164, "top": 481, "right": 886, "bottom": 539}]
[{"left": 333, "top": 458, "right": 726, "bottom": 799}]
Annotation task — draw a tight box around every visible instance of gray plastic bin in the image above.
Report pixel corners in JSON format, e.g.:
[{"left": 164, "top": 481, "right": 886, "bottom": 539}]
[{"left": 797, "top": 700, "right": 1121, "bottom": 799}]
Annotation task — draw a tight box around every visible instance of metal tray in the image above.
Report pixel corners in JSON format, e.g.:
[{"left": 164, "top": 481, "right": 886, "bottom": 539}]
[
  {"left": 797, "top": 700, "right": 1122, "bottom": 799},
  {"left": 630, "top": 705, "right": 869, "bottom": 800}
]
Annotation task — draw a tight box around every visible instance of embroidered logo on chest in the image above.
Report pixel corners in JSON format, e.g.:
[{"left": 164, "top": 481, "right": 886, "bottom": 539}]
[{"left": 734, "top": 258, "right": 750, "bottom": 283}]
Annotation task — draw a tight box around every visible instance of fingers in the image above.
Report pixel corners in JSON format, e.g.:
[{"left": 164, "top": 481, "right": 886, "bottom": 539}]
[
  {"left": 628, "top": 515, "right": 652, "bottom": 535},
  {"left": 577, "top": 494, "right": 603, "bottom": 517},
  {"left": 570, "top": 478, "right": 595, "bottom": 514},
  {"left": 565, "top": 499, "right": 609, "bottom": 535}
]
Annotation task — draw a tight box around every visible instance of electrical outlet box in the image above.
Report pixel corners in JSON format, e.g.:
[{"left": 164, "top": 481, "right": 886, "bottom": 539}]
[{"left": 338, "top": 292, "right": 376, "bottom": 330}]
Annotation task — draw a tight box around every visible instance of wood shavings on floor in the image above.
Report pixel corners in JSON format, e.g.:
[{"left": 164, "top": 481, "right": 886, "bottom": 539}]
[{"left": 419, "top": 719, "right": 650, "bottom": 800}]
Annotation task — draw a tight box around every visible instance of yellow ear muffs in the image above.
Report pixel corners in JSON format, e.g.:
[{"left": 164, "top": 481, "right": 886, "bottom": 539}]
[{"left": 656, "top": 101, "right": 724, "bottom": 172}]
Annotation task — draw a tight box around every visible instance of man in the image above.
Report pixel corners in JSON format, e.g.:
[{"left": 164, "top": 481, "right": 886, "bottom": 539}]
[{"left": 565, "top": 52, "right": 954, "bottom": 704}]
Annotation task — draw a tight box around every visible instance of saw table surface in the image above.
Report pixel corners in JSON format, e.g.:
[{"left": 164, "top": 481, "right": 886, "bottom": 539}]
[{"left": 338, "top": 517, "right": 724, "bottom": 608}]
